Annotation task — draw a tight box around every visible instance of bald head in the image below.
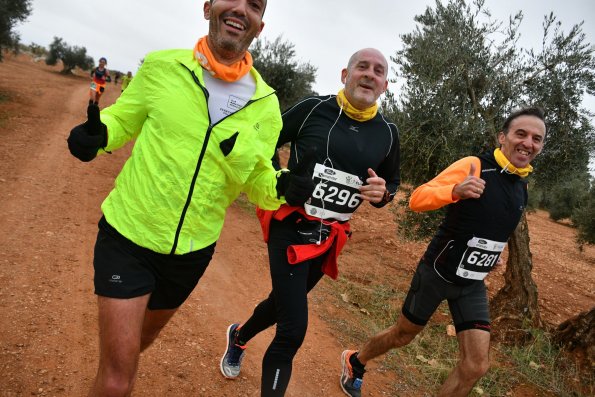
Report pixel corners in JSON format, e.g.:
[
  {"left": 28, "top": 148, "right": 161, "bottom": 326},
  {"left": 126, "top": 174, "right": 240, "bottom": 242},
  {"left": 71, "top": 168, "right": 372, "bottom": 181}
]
[
  {"left": 341, "top": 48, "right": 389, "bottom": 109},
  {"left": 347, "top": 48, "right": 388, "bottom": 78}
]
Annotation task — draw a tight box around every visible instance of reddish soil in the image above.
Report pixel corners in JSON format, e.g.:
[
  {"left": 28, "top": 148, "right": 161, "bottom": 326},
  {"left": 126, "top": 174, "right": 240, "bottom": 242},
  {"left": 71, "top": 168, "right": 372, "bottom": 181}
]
[{"left": 0, "top": 53, "right": 593, "bottom": 396}]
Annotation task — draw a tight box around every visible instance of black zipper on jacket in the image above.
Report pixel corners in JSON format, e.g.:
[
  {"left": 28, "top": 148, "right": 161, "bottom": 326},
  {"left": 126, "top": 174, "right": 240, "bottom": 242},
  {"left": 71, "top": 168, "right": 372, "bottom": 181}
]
[{"left": 169, "top": 64, "right": 276, "bottom": 255}]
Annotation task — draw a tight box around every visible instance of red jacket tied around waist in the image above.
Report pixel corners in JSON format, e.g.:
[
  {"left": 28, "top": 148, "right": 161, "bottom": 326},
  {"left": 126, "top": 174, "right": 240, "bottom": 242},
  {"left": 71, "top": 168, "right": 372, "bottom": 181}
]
[{"left": 256, "top": 205, "right": 351, "bottom": 280}]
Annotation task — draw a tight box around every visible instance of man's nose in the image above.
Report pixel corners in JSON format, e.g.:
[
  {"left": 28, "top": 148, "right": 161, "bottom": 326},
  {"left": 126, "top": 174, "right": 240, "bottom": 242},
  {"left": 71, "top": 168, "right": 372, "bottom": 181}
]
[
  {"left": 230, "top": 0, "right": 248, "bottom": 16},
  {"left": 520, "top": 138, "right": 533, "bottom": 148}
]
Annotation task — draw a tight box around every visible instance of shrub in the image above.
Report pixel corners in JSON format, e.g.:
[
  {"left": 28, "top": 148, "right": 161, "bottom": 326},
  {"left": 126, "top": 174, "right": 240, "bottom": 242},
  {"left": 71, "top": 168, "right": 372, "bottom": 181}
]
[
  {"left": 396, "top": 188, "right": 444, "bottom": 241},
  {"left": 571, "top": 182, "right": 595, "bottom": 246},
  {"left": 546, "top": 177, "right": 589, "bottom": 221}
]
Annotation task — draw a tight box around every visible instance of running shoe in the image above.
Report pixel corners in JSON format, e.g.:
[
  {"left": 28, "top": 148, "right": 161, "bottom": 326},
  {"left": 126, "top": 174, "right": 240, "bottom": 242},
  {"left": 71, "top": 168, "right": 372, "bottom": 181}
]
[
  {"left": 220, "top": 323, "right": 246, "bottom": 379},
  {"left": 340, "top": 350, "right": 364, "bottom": 397}
]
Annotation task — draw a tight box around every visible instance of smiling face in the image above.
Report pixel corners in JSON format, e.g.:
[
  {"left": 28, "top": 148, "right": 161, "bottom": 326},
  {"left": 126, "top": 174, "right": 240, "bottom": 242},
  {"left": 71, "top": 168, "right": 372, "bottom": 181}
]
[
  {"left": 203, "top": 0, "right": 265, "bottom": 64},
  {"left": 341, "top": 48, "right": 389, "bottom": 110},
  {"left": 498, "top": 115, "right": 546, "bottom": 168}
]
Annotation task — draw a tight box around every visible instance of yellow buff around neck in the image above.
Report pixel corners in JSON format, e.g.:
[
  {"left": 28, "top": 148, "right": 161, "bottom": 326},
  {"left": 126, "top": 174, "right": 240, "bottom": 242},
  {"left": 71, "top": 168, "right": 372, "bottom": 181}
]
[
  {"left": 494, "top": 148, "right": 533, "bottom": 178},
  {"left": 193, "top": 36, "right": 252, "bottom": 82},
  {"left": 336, "top": 89, "right": 378, "bottom": 122}
]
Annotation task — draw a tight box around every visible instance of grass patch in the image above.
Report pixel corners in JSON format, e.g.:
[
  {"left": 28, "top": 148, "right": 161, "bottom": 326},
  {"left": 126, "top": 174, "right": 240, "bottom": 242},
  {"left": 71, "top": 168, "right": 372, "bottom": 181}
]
[
  {"left": 495, "top": 328, "right": 591, "bottom": 396},
  {"left": 0, "top": 90, "right": 13, "bottom": 128},
  {"left": 0, "top": 92, "right": 10, "bottom": 103},
  {"left": 0, "top": 111, "right": 7, "bottom": 128},
  {"left": 319, "top": 275, "right": 592, "bottom": 396}
]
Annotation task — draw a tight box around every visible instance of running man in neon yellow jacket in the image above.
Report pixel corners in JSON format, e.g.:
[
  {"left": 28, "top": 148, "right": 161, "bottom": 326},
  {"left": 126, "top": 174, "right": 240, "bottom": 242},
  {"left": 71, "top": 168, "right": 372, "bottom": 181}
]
[
  {"left": 97, "top": 47, "right": 285, "bottom": 255},
  {"left": 66, "top": 1, "right": 314, "bottom": 395}
]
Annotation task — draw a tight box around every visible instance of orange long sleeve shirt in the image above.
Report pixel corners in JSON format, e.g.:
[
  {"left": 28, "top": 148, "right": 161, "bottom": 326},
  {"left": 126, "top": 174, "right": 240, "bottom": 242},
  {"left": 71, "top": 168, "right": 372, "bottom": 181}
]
[{"left": 409, "top": 156, "right": 481, "bottom": 212}]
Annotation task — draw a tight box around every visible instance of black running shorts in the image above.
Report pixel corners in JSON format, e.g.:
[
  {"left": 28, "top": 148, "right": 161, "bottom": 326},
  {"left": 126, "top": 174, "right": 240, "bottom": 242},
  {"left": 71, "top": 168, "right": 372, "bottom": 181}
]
[
  {"left": 93, "top": 217, "right": 215, "bottom": 310},
  {"left": 402, "top": 261, "right": 490, "bottom": 333}
]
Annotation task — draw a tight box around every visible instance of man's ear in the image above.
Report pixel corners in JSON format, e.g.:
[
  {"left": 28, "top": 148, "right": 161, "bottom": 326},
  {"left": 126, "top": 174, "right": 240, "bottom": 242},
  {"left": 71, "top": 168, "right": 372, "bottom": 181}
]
[
  {"left": 381, "top": 79, "right": 388, "bottom": 93},
  {"left": 497, "top": 131, "right": 505, "bottom": 146},
  {"left": 341, "top": 68, "right": 347, "bottom": 84},
  {"left": 203, "top": 1, "right": 211, "bottom": 20},
  {"left": 255, "top": 21, "right": 265, "bottom": 38}
]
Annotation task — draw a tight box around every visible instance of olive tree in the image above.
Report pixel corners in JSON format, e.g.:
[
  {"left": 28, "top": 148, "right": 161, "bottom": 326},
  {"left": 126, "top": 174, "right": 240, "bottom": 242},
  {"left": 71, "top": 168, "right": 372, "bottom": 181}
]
[
  {"left": 46, "top": 36, "right": 94, "bottom": 74},
  {"left": 384, "top": 0, "right": 594, "bottom": 338},
  {"left": 0, "top": 0, "right": 32, "bottom": 60},
  {"left": 250, "top": 36, "right": 317, "bottom": 110}
]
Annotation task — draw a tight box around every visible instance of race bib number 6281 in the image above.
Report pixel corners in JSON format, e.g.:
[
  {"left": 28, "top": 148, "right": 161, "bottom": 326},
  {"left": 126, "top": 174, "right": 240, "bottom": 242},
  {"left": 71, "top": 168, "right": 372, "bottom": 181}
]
[{"left": 456, "top": 237, "right": 506, "bottom": 280}]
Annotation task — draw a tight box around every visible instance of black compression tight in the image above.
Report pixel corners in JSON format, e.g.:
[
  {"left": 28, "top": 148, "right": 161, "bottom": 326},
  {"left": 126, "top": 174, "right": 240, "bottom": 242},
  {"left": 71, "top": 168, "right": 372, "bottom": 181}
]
[{"left": 237, "top": 216, "right": 325, "bottom": 396}]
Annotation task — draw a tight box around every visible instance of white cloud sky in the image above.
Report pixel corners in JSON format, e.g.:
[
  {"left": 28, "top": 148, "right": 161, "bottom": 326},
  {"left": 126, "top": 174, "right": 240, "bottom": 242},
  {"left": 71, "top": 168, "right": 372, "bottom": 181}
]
[
  {"left": 17, "top": 0, "right": 595, "bottom": 93},
  {"left": 16, "top": 0, "right": 595, "bottom": 108},
  {"left": 15, "top": 0, "right": 595, "bottom": 174}
]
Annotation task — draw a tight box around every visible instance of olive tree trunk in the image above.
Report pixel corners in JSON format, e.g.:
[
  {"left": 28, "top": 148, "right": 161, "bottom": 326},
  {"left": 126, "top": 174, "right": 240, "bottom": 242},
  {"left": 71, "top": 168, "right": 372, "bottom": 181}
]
[
  {"left": 490, "top": 212, "right": 542, "bottom": 343},
  {"left": 553, "top": 308, "right": 595, "bottom": 374}
]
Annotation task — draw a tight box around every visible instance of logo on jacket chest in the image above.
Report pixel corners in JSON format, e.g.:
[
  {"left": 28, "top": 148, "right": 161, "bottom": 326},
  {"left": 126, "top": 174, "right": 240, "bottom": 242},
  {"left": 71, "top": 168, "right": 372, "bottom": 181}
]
[{"left": 227, "top": 95, "right": 247, "bottom": 111}]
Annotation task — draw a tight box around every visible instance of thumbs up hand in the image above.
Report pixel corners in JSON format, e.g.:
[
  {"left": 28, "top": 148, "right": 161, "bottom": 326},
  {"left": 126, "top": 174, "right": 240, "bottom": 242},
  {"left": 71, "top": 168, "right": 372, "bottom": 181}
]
[
  {"left": 452, "top": 162, "right": 485, "bottom": 200},
  {"left": 359, "top": 168, "right": 388, "bottom": 203},
  {"left": 67, "top": 104, "right": 108, "bottom": 162}
]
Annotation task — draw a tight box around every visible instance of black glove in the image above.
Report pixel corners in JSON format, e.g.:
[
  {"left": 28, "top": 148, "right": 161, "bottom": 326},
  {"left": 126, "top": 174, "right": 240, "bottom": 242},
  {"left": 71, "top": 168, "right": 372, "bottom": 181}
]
[
  {"left": 67, "top": 104, "right": 108, "bottom": 162},
  {"left": 276, "top": 148, "right": 317, "bottom": 207}
]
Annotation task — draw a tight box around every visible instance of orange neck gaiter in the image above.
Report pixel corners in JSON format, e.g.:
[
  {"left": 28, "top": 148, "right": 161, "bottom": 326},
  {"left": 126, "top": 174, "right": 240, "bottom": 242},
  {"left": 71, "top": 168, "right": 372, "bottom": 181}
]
[{"left": 193, "top": 36, "right": 253, "bottom": 82}]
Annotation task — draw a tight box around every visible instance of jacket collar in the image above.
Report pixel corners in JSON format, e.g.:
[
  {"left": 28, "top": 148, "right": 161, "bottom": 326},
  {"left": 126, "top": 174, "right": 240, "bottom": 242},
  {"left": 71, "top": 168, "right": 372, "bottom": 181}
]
[{"left": 177, "top": 50, "right": 276, "bottom": 100}]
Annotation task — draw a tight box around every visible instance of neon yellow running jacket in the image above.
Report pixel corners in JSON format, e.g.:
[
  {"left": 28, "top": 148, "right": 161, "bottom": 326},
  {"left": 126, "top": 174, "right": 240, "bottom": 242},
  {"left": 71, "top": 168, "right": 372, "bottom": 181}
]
[{"left": 99, "top": 49, "right": 284, "bottom": 255}]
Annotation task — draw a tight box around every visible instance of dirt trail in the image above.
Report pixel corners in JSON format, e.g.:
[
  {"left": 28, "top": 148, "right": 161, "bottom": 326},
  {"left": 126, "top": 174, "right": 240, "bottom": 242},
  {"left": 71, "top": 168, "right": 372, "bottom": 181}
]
[
  {"left": 0, "top": 54, "right": 395, "bottom": 397},
  {"left": 0, "top": 54, "right": 593, "bottom": 397}
]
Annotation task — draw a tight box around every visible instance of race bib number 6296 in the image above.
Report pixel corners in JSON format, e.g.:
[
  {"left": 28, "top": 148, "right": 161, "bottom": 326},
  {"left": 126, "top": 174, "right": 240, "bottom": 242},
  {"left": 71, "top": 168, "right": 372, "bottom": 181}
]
[{"left": 304, "top": 163, "right": 363, "bottom": 221}]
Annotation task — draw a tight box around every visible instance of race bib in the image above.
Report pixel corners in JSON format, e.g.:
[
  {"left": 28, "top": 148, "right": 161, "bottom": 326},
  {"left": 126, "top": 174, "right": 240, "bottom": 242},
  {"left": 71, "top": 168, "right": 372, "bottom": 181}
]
[
  {"left": 90, "top": 82, "right": 97, "bottom": 91},
  {"left": 456, "top": 237, "right": 506, "bottom": 280},
  {"left": 304, "top": 163, "right": 363, "bottom": 221}
]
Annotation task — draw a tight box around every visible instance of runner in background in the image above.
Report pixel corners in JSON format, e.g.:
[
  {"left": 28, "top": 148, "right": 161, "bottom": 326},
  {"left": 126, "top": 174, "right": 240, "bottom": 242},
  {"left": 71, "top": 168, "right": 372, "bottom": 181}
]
[
  {"left": 120, "top": 71, "right": 133, "bottom": 92},
  {"left": 89, "top": 57, "right": 109, "bottom": 106}
]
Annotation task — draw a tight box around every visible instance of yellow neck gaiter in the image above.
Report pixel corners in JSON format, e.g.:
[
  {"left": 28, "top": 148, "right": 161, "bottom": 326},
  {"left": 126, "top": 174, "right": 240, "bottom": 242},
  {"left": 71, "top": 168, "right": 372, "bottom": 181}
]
[
  {"left": 494, "top": 148, "right": 533, "bottom": 178},
  {"left": 194, "top": 36, "right": 252, "bottom": 82},
  {"left": 336, "top": 89, "right": 378, "bottom": 122}
]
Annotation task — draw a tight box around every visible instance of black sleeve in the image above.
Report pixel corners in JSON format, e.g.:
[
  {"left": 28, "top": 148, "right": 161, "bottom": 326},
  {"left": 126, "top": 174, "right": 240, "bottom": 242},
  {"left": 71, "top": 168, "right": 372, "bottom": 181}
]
[
  {"left": 272, "top": 97, "right": 320, "bottom": 169},
  {"left": 277, "top": 97, "right": 322, "bottom": 149},
  {"left": 371, "top": 123, "right": 400, "bottom": 208}
]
